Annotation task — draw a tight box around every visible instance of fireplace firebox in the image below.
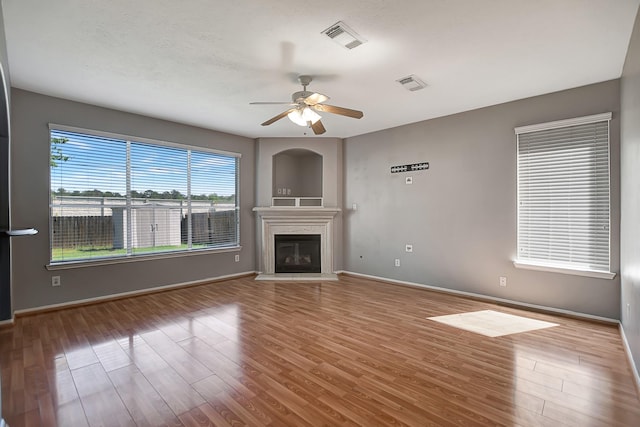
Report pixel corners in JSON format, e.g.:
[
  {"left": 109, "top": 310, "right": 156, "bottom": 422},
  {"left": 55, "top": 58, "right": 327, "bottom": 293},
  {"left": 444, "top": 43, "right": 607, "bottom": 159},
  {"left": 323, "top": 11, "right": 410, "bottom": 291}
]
[{"left": 274, "top": 234, "right": 321, "bottom": 273}]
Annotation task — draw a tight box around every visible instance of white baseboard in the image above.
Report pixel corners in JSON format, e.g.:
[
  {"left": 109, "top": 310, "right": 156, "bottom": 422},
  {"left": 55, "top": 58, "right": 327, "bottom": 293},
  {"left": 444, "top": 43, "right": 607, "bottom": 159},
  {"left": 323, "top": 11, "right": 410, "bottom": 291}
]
[
  {"left": 0, "top": 317, "right": 14, "bottom": 327},
  {"left": 342, "top": 270, "right": 619, "bottom": 324},
  {"left": 13, "top": 271, "right": 257, "bottom": 317},
  {"left": 620, "top": 324, "right": 640, "bottom": 394}
]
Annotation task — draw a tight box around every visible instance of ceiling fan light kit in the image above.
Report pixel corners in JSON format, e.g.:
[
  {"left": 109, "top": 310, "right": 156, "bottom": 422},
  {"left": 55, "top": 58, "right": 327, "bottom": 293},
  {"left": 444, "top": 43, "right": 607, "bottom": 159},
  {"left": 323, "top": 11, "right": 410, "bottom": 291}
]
[
  {"left": 251, "top": 75, "right": 364, "bottom": 135},
  {"left": 288, "top": 107, "right": 321, "bottom": 126}
]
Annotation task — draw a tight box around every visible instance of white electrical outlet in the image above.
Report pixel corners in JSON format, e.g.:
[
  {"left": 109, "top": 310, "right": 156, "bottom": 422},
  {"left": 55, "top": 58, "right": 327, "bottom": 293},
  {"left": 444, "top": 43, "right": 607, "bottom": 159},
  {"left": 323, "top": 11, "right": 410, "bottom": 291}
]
[
  {"left": 405, "top": 176, "right": 413, "bottom": 185},
  {"left": 352, "top": 203, "right": 357, "bottom": 211},
  {"left": 405, "top": 244, "right": 413, "bottom": 252},
  {"left": 52, "top": 276, "right": 61, "bottom": 287},
  {"left": 499, "top": 276, "right": 507, "bottom": 287},
  {"left": 394, "top": 258, "right": 400, "bottom": 267},
  {"left": 234, "top": 254, "right": 240, "bottom": 262}
]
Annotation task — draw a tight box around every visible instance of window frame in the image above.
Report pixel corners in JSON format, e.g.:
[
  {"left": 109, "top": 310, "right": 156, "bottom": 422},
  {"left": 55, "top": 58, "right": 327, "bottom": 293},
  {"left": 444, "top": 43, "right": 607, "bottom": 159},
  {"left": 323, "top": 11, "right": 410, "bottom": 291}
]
[
  {"left": 513, "top": 113, "right": 615, "bottom": 280},
  {"left": 47, "top": 124, "right": 241, "bottom": 269}
]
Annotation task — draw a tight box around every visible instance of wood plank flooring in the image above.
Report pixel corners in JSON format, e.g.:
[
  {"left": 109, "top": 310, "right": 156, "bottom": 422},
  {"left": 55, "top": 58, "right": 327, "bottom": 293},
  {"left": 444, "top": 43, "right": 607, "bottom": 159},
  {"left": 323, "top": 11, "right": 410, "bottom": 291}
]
[{"left": 1, "top": 275, "right": 639, "bottom": 426}]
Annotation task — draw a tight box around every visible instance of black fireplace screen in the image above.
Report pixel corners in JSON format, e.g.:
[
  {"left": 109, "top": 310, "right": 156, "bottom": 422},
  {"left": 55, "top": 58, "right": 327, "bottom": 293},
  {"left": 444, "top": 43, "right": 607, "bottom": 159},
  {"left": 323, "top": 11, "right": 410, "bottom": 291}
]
[{"left": 274, "top": 234, "right": 321, "bottom": 273}]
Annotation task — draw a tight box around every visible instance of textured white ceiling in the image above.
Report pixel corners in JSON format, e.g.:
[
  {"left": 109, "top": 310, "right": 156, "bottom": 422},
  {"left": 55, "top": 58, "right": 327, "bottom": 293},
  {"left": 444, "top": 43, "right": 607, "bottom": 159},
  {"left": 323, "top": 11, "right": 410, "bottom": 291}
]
[{"left": 3, "top": 0, "right": 639, "bottom": 138}]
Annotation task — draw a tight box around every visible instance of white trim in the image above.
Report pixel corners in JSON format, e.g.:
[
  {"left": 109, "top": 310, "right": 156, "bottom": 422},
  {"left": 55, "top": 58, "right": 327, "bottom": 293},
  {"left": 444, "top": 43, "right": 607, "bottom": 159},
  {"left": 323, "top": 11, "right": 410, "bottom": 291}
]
[
  {"left": 514, "top": 112, "right": 612, "bottom": 134},
  {"left": 0, "top": 317, "right": 14, "bottom": 327},
  {"left": 13, "top": 271, "right": 256, "bottom": 316},
  {"left": 620, "top": 324, "right": 640, "bottom": 393},
  {"left": 46, "top": 246, "right": 242, "bottom": 270},
  {"left": 513, "top": 261, "right": 616, "bottom": 279},
  {"left": 343, "top": 270, "right": 619, "bottom": 324},
  {"left": 48, "top": 123, "right": 242, "bottom": 158}
]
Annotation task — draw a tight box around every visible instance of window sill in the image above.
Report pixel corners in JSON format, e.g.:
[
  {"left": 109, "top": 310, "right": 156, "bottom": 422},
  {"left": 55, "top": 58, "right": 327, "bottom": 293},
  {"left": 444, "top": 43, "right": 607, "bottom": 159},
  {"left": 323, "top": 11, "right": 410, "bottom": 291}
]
[
  {"left": 513, "top": 261, "right": 616, "bottom": 280},
  {"left": 46, "top": 246, "right": 242, "bottom": 270}
]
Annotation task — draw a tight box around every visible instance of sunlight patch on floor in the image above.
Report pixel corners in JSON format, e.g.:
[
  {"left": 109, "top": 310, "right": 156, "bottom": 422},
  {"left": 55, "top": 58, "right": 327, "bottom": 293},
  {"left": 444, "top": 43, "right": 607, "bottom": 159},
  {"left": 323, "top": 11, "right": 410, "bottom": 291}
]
[{"left": 428, "top": 309, "right": 558, "bottom": 337}]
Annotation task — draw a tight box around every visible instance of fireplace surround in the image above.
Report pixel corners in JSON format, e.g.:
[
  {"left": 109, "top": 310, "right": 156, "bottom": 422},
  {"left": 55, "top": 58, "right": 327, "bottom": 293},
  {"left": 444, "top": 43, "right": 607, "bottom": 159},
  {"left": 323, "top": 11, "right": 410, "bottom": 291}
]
[{"left": 253, "top": 207, "right": 339, "bottom": 280}]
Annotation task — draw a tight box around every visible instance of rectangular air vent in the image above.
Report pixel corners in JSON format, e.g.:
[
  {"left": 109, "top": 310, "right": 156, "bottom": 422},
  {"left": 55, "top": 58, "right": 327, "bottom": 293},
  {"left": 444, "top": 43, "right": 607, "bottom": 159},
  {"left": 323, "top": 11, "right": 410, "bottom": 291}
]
[
  {"left": 396, "top": 75, "right": 427, "bottom": 91},
  {"left": 322, "top": 21, "right": 367, "bottom": 50}
]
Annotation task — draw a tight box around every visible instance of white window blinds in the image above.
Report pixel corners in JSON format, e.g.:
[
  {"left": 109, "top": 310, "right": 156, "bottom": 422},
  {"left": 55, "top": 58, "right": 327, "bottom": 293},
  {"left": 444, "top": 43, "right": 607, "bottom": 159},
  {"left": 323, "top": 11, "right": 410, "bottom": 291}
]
[
  {"left": 516, "top": 113, "right": 611, "bottom": 273},
  {"left": 49, "top": 126, "right": 239, "bottom": 264}
]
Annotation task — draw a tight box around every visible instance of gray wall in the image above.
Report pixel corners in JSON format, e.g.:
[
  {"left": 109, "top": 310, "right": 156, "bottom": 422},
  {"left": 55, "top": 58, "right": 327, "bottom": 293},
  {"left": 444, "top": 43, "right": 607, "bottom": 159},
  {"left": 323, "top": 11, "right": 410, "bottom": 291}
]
[
  {"left": 273, "top": 152, "right": 298, "bottom": 196},
  {"left": 343, "top": 80, "right": 621, "bottom": 319},
  {"left": 272, "top": 150, "right": 322, "bottom": 198},
  {"left": 621, "top": 7, "right": 640, "bottom": 377},
  {"left": 10, "top": 89, "right": 255, "bottom": 311},
  {"left": 298, "top": 152, "right": 323, "bottom": 197}
]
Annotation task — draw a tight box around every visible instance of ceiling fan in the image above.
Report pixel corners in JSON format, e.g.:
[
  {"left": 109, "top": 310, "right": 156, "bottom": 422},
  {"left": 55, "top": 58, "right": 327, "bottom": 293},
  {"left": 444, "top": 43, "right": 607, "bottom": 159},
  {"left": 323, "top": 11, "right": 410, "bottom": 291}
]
[{"left": 250, "top": 75, "right": 364, "bottom": 135}]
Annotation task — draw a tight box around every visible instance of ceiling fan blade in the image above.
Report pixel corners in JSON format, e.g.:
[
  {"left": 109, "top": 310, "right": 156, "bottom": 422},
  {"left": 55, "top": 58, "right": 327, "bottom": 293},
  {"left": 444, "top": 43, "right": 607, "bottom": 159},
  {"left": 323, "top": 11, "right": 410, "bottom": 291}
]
[
  {"left": 303, "top": 92, "right": 329, "bottom": 106},
  {"left": 311, "top": 120, "right": 326, "bottom": 135},
  {"left": 250, "top": 101, "right": 296, "bottom": 105},
  {"left": 261, "top": 109, "right": 295, "bottom": 126},
  {"left": 313, "top": 104, "right": 363, "bottom": 119}
]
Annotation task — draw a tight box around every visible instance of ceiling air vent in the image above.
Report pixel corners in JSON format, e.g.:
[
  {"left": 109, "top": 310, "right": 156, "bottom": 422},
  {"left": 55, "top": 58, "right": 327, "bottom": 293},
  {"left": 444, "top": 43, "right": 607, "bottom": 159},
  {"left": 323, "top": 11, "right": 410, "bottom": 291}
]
[
  {"left": 322, "top": 21, "right": 367, "bottom": 50},
  {"left": 396, "top": 75, "right": 427, "bottom": 91}
]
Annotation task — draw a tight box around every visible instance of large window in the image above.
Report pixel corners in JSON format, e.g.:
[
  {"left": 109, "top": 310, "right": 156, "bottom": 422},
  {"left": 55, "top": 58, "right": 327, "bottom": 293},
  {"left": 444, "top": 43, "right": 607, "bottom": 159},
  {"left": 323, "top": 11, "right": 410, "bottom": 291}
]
[
  {"left": 49, "top": 126, "right": 239, "bottom": 264},
  {"left": 515, "top": 113, "right": 613, "bottom": 278}
]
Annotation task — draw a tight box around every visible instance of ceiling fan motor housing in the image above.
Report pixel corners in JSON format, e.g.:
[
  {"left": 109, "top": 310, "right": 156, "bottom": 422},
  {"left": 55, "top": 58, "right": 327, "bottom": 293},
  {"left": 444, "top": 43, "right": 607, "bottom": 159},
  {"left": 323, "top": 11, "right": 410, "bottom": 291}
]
[{"left": 292, "top": 91, "right": 314, "bottom": 103}]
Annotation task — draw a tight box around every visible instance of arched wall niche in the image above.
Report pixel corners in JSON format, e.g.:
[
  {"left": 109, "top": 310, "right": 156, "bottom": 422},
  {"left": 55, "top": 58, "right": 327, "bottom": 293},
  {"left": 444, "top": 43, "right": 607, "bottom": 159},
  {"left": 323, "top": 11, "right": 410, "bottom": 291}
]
[{"left": 272, "top": 148, "right": 323, "bottom": 199}]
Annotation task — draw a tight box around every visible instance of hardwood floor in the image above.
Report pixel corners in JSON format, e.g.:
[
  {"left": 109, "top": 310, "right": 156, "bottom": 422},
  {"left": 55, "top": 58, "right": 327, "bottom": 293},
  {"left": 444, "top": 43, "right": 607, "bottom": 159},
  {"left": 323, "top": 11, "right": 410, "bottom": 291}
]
[{"left": 1, "top": 275, "right": 639, "bottom": 426}]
